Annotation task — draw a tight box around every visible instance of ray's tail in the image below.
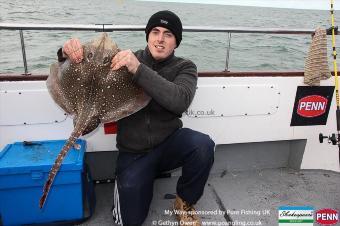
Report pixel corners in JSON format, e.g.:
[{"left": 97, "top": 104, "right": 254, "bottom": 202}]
[{"left": 39, "top": 113, "right": 94, "bottom": 209}]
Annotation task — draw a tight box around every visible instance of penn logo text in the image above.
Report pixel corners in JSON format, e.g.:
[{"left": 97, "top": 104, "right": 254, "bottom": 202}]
[
  {"left": 315, "top": 208, "right": 339, "bottom": 225},
  {"left": 297, "top": 95, "right": 328, "bottom": 118}
]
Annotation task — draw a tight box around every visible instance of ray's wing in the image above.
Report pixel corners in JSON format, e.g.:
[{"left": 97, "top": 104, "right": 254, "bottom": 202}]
[
  {"left": 98, "top": 67, "right": 151, "bottom": 123},
  {"left": 58, "top": 58, "right": 91, "bottom": 114},
  {"left": 46, "top": 62, "right": 75, "bottom": 114}
]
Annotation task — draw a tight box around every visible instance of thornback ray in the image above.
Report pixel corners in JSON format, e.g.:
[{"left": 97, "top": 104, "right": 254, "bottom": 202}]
[{"left": 40, "top": 33, "right": 150, "bottom": 208}]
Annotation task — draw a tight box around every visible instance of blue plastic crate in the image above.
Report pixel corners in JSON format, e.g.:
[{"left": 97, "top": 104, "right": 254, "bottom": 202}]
[{"left": 0, "top": 139, "right": 86, "bottom": 226}]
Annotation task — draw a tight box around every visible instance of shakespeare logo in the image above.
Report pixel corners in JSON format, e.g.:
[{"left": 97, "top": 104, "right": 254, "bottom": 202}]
[{"left": 278, "top": 206, "right": 314, "bottom": 225}]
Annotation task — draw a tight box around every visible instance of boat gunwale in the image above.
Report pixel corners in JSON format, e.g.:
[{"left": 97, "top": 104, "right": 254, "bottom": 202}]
[{"left": 0, "top": 71, "right": 331, "bottom": 82}]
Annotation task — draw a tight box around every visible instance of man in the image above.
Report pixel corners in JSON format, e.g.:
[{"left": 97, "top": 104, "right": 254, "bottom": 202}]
[{"left": 61, "top": 10, "right": 215, "bottom": 226}]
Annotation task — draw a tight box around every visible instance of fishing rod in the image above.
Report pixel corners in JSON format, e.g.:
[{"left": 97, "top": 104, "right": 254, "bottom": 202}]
[{"left": 319, "top": 0, "right": 340, "bottom": 164}]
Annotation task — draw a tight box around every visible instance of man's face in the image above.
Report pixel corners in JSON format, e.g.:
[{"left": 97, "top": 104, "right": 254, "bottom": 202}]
[{"left": 147, "top": 26, "right": 177, "bottom": 61}]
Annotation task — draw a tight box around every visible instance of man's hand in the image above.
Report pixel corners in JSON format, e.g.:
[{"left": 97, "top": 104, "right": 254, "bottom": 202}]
[
  {"left": 111, "top": 50, "right": 141, "bottom": 74},
  {"left": 63, "top": 38, "right": 83, "bottom": 63}
]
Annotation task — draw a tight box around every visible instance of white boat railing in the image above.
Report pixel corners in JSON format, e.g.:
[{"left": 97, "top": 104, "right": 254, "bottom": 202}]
[
  {"left": 0, "top": 23, "right": 321, "bottom": 33},
  {"left": 0, "top": 23, "right": 338, "bottom": 75}
]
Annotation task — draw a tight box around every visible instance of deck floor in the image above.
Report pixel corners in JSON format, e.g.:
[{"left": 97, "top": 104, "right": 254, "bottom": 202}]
[{"left": 78, "top": 168, "right": 340, "bottom": 226}]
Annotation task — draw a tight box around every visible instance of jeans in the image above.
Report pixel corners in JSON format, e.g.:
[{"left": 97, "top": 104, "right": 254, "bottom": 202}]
[{"left": 112, "top": 128, "right": 215, "bottom": 226}]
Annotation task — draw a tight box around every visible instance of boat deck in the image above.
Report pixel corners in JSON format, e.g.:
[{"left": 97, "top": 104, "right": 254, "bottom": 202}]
[{"left": 79, "top": 168, "right": 340, "bottom": 226}]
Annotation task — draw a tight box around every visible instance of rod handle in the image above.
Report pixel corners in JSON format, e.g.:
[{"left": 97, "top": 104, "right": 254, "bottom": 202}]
[{"left": 337, "top": 109, "right": 340, "bottom": 131}]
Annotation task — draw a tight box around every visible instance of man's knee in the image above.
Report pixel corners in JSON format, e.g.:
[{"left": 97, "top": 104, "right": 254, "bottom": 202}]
[
  {"left": 196, "top": 134, "right": 215, "bottom": 165},
  {"left": 182, "top": 128, "right": 215, "bottom": 164}
]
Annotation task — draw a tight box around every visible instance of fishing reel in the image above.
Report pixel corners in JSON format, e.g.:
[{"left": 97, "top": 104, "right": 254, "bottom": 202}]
[
  {"left": 319, "top": 132, "right": 340, "bottom": 164},
  {"left": 319, "top": 109, "right": 340, "bottom": 146},
  {"left": 319, "top": 133, "right": 339, "bottom": 145}
]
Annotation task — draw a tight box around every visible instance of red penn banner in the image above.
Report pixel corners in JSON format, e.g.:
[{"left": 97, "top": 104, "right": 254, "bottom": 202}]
[
  {"left": 315, "top": 208, "right": 339, "bottom": 225},
  {"left": 291, "top": 86, "right": 334, "bottom": 126}
]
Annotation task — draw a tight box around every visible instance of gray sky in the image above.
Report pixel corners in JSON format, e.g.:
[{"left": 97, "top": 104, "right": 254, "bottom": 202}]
[{"left": 137, "top": 0, "right": 340, "bottom": 10}]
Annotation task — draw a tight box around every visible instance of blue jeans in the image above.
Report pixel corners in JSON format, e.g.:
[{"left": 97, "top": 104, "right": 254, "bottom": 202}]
[{"left": 112, "top": 128, "right": 215, "bottom": 226}]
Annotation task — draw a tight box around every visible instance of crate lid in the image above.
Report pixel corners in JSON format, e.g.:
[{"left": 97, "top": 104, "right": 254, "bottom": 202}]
[{"left": 0, "top": 139, "right": 86, "bottom": 175}]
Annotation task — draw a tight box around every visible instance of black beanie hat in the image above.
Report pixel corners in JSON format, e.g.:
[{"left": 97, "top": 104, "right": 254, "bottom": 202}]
[{"left": 145, "top": 10, "right": 182, "bottom": 47}]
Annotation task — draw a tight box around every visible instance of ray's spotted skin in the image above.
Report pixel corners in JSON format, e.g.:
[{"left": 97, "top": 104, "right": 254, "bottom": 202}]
[{"left": 41, "top": 33, "right": 150, "bottom": 209}]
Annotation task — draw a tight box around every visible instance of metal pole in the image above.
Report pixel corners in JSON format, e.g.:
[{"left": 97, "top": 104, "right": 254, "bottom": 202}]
[
  {"left": 19, "top": 30, "right": 29, "bottom": 75},
  {"left": 224, "top": 33, "right": 231, "bottom": 72}
]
